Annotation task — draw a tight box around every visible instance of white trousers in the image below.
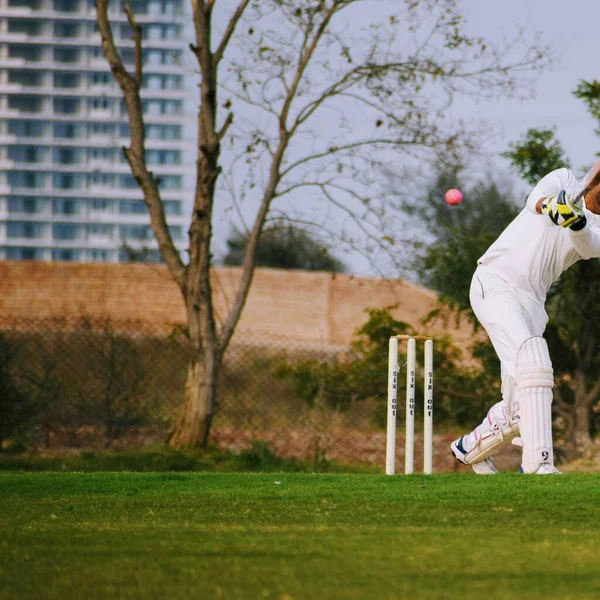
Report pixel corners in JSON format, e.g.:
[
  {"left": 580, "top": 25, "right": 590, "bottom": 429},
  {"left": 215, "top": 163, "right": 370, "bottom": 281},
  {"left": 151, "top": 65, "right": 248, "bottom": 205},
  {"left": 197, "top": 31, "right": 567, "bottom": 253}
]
[{"left": 463, "top": 266, "right": 549, "bottom": 452}]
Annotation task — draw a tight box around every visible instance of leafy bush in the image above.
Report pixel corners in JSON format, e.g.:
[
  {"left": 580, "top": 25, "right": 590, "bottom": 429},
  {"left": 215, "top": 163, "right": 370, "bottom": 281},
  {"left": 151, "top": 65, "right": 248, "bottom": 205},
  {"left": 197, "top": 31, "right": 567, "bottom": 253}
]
[{"left": 275, "top": 306, "right": 500, "bottom": 431}]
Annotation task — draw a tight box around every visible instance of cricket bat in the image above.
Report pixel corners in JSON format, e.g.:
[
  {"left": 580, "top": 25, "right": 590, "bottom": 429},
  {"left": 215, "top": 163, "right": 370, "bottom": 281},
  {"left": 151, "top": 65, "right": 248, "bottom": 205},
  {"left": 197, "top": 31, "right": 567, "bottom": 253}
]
[{"left": 574, "top": 159, "right": 600, "bottom": 206}]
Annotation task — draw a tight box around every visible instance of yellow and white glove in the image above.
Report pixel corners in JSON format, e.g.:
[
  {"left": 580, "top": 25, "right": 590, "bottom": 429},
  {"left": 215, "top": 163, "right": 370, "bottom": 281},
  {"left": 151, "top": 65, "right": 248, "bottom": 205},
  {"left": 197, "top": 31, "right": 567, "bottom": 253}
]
[{"left": 541, "top": 190, "right": 587, "bottom": 231}]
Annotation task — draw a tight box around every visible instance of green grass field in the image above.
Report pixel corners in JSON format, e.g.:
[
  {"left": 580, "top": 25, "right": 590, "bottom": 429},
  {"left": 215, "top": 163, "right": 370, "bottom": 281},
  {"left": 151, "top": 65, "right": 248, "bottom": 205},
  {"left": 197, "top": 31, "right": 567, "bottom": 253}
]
[{"left": 1, "top": 472, "right": 599, "bottom": 600}]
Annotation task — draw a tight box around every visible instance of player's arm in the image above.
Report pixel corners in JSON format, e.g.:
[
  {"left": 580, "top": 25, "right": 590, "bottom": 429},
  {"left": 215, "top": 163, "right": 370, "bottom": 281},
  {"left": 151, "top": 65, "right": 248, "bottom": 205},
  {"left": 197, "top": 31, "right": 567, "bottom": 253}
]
[
  {"left": 526, "top": 168, "right": 577, "bottom": 215},
  {"left": 569, "top": 220, "right": 600, "bottom": 259},
  {"left": 536, "top": 190, "right": 583, "bottom": 227},
  {"left": 534, "top": 198, "right": 548, "bottom": 214}
]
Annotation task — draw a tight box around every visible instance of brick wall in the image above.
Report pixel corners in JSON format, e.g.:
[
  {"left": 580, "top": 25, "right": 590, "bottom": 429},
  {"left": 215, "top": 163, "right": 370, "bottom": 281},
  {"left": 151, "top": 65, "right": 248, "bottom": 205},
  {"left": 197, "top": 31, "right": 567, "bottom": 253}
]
[{"left": 0, "top": 261, "right": 472, "bottom": 347}]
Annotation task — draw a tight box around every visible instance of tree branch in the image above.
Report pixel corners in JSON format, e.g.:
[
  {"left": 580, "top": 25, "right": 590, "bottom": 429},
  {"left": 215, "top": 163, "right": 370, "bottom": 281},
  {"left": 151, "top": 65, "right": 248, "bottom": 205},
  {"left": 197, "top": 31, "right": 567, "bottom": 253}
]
[
  {"left": 96, "top": 0, "right": 185, "bottom": 287},
  {"left": 587, "top": 377, "right": 600, "bottom": 403},
  {"left": 214, "top": 0, "right": 251, "bottom": 65},
  {"left": 124, "top": 2, "right": 142, "bottom": 86},
  {"left": 217, "top": 112, "right": 234, "bottom": 142}
]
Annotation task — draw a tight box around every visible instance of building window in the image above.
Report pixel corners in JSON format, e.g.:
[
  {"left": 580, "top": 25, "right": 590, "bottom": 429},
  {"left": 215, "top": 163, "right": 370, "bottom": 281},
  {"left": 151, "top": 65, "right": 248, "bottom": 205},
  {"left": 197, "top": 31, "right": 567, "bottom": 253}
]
[
  {"left": 163, "top": 201, "right": 182, "bottom": 215},
  {"left": 91, "top": 198, "right": 111, "bottom": 211},
  {"left": 53, "top": 173, "right": 82, "bottom": 190},
  {"left": 54, "top": 0, "right": 80, "bottom": 11},
  {"left": 146, "top": 124, "right": 181, "bottom": 140},
  {"left": 120, "top": 49, "right": 135, "bottom": 65},
  {"left": 90, "top": 123, "right": 114, "bottom": 136},
  {"left": 8, "top": 71, "right": 42, "bottom": 86},
  {"left": 143, "top": 74, "right": 182, "bottom": 91},
  {"left": 162, "top": 25, "right": 180, "bottom": 40},
  {"left": 52, "top": 248, "right": 80, "bottom": 261},
  {"left": 7, "top": 172, "right": 46, "bottom": 189},
  {"left": 127, "top": 0, "right": 149, "bottom": 15},
  {"left": 168, "top": 226, "right": 182, "bottom": 240},
  {"left": 54, "top": 148, "right": 80, "bottom": 165},
  {"left": 52, "top": 223, "right": 80, "bottom": 240},
  {"left": 141, "top": 23, "right": 181, "bottom": 41},
  {"left": 144, "top": 24, "right": 161, "bottom": 40},
  {"left": 90, "top": 72, "right": 110, "bottom": 86},
  {"left": 54, "top": 47, "right": 79, "bottom": 63},
  {"left": 88, "top": 224, "right": 112, "bottom": 236},
  {"left": 54, "top": 72, "right": 79, "bottom": 88},
  {"left": 8, "top": 0, "right": 42, "bottom": 8},
  {"left": 120, "top": 175, "right": 139, "bottom": 189},
  {"left": 8, "top": 19, "right": 42, "bottom": 35},
  {"left": 9, "top": 120, "right": 46, "bottom": 137},
  {"left": 8, "top": 146, "right": 44, "bottom": 163},
  {"left": 143, "top": 50, "right": 164, "bottom": 66},
  {"left": 90, "top": 172, "right": 114, "bottom": 187},
  {"left": 53, "top": 98, "right": 80, "bottom": 115},
  {"left": 90, "top": 97, "right": 111, "bottom": 111},
  {"left": 119, "top": 225, "right": 152, "bottom": 240},
  {"left": 146, "top": 150, "right": 181, "bottom": 165},
  {"left": 26, "top": 147, "right": 40, "bottom": 162},
  {"left": 53, "top": 198, "right": 81, "bottom": 215},
  {"left": 158, "top": 175, "right": 182, "bottom": 190},
  {"left": 144, "top": 74, "right": 162, "bottom": 90},
  {"left": 8, "top": 95, "right": 42, "bottom": 113},
  {"left": 54, "top": 22, "right": 79, "bottom": 37},
  {"left": 162, "top": 0, "right": 182, "bottom": 16},
  {"left": 89, "top": 148, "right": 113, "bottom": 162},
  {"left": 119, "top": 248, "right": 162, "bottom": 263},
  {"left": 8, "top": 197, "right": 44, "bottom": 214},
  {"left": 25, "top": 173, "right": 41, "bottom": 188},
  {"left": 90, "top": 249, "right": 110, "bottom": 261},
  {"left": 143, "top": 100, "right": 182, "bottom": 116},
  {"left": 5, "top": 247, "right": 44, "bottom": 260},
  {"left": 54, "top": 123, "right": 80, "bottom": 139},
  {"left": 7, "top": 221, "right": 44, "bottom": 239},
  {"left": 119, "top": 200, "right": 146, "bottom": 214},
  {"left": 90, "top": 47, "right": 105, "bottom": 61},
  {"left": 9, "top": 45, "right": 42, "bottom": 61},
  {"left": 120, "top": 23, "right": 133, "bottom": 39}
]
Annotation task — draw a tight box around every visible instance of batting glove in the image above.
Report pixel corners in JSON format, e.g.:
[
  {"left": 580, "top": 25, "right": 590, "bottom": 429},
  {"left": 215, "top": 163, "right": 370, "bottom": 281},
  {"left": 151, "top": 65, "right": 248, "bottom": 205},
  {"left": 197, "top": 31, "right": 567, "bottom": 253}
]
[
  {"left": 564, "top": 193, "right": 587, "bottom": 231},
  {"left": 541, "top": 190, "right": 586, "bottom": 230}
]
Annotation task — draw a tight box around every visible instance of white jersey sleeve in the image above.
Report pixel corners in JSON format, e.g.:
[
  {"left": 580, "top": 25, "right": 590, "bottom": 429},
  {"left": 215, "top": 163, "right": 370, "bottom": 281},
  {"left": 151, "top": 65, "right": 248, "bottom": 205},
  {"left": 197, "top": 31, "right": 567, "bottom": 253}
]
[
  {"left": 526, "top": 168, "right": 578, "bottom": 214},
  {"left": 477, "top": 168, "right": 584, "bottom": 303},
  {"left": 569, "top": 216, "right": 600, "bottom": 259}
]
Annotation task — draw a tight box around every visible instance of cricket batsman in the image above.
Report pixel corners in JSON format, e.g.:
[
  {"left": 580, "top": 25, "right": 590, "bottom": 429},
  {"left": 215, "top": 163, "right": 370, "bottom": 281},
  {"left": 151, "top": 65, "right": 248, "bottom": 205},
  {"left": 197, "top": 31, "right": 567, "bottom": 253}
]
[{"left": 451, "top": 163, "right": 600, "bottom": 474}]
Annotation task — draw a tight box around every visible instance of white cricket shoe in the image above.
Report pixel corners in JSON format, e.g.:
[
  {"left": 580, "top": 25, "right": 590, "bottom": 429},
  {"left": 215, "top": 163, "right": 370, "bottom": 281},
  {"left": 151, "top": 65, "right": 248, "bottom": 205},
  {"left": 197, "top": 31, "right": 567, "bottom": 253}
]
[
  {"left": 518, "top": 464, "right": 562, "bottom": 475},
  {"left": 471, "top": 456, "right": 498, "bottom": 475},
  {"left": 534, "top": 463, "right": 562, "bottom": 475},
  {"left": 451, "top": 436, "right": 498, "bottom": 475}
]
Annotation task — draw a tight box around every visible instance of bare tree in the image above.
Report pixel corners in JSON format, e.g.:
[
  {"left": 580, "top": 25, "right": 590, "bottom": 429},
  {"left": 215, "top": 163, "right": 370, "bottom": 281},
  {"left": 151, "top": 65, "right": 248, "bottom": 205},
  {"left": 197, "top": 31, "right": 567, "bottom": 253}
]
[{"left": 96, "top": 0, "right": 551, "bottom": 447}]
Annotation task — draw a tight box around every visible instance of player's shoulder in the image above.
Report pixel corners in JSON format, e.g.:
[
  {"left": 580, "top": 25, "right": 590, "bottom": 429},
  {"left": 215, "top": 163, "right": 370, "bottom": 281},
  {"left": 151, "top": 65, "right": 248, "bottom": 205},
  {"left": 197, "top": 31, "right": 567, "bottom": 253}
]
[
  {"left": 546, "top": 167, "right": 573, "bottom": 180},
  {"left": 543, "top": 167, "right": 578, "bottom": 192}
]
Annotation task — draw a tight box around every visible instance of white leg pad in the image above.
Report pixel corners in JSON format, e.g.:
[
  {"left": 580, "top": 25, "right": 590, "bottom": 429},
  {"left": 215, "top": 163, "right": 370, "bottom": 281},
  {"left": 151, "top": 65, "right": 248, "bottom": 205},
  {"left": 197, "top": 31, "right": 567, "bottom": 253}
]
[
  {"left": 463, "top": 401, "right": 520, "bottom": 464},
  {"left": 517, "top": 336, "right": 554, "bottom": 473}
]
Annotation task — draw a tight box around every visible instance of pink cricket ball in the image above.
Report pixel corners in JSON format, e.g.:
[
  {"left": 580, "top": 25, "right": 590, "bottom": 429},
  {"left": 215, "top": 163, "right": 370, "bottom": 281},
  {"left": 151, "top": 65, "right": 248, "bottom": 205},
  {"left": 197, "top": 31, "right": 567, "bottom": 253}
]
[{"left": 445, "top": 188, "right": 463, "bottom": 206}]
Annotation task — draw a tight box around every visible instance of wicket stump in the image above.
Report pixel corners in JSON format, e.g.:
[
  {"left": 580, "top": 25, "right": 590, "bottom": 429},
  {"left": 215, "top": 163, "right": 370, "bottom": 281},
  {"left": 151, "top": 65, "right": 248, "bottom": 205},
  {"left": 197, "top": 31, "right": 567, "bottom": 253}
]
[{"left": 386, "top": 335, "right": 434, "bottom": 475}]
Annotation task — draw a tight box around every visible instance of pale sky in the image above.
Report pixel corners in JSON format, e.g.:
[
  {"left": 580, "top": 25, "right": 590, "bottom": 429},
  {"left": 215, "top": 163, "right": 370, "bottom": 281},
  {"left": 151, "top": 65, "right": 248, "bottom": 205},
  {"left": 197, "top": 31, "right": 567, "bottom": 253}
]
[
  {"left": 456, "top": 0, "right": 600, "bottom": 175},
  {"left": 182, "top": 1, "right": 600, "bottom": 277}
]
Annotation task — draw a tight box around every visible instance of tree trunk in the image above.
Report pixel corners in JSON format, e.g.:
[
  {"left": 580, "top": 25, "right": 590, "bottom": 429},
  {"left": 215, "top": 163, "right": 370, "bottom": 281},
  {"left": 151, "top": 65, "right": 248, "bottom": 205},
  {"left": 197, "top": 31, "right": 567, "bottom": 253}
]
[
  {"left": 572, "top": 369, "right": 593, "bottom": 456},
  {"left": 169, "top": 351, "right": 219, "bottom": 448}
]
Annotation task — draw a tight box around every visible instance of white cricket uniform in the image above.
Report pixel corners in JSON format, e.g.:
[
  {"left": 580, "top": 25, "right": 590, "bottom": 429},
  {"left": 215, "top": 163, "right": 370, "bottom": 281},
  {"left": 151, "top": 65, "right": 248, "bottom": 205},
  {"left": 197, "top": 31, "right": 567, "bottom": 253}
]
[
  {"left": 472, "top": 168, "right": 600, "bottom": 378},
  {"left": 463, "top": 168, "right": 600, "bottom": 454}
]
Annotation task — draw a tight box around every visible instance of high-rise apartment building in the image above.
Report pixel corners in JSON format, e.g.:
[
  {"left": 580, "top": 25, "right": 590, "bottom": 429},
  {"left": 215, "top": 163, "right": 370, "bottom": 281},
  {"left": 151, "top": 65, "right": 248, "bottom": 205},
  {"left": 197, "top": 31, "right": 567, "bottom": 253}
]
[{"left": 0, "top": 0, "right": 190, "bottom": 262}]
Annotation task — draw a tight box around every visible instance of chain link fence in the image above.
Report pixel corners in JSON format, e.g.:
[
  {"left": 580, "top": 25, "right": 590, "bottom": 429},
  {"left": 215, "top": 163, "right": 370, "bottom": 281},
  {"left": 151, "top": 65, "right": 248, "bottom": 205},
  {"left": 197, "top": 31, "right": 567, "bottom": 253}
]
[{"left": 0, "top": 316, "right": 487, "bottom": 471}]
